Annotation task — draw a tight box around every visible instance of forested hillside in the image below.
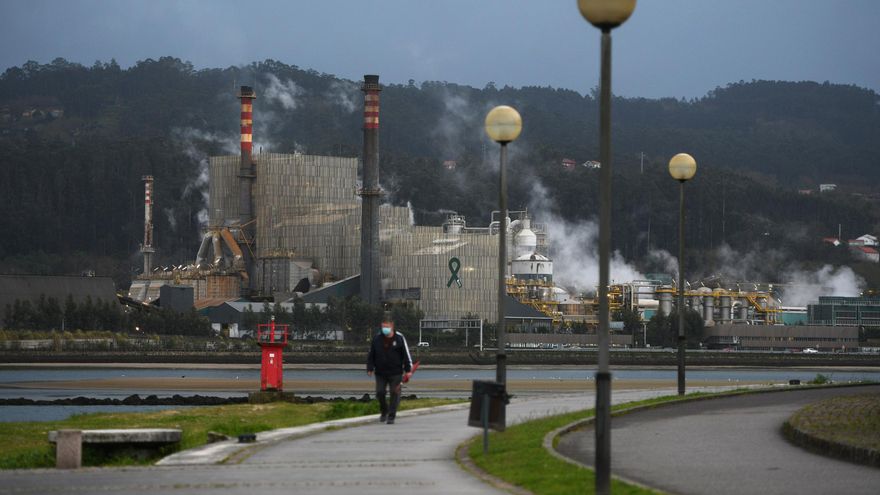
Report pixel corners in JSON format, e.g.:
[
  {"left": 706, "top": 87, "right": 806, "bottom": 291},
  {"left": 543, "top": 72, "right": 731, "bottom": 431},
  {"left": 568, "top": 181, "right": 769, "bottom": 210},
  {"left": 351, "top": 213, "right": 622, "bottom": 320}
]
[{"left": 1, "top": 57, "right": 878, "bottom": 289}]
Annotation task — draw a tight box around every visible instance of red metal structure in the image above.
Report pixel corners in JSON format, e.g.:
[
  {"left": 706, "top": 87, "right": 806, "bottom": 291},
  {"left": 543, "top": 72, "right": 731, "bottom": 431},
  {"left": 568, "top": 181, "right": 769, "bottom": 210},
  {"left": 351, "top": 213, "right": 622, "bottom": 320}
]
[{"left": 256, "top": 317, "right": 289, "bottom": 391}]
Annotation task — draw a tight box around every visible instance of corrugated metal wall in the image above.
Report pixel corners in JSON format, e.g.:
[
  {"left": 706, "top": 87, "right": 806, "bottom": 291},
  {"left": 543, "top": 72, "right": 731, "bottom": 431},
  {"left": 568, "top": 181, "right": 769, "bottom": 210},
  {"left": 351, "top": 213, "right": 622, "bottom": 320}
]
[
  {"left": 254, "top": 153, "right": 362, "bottom": 279},
  {"left": 210, "top": 151, "right": 504, "bottom": 319},
  {"left": 208, "top": 155, "right": 240, "bottom": 226},
  {"left": 381, "top": 222, "right": 500, "bottom": 320}
]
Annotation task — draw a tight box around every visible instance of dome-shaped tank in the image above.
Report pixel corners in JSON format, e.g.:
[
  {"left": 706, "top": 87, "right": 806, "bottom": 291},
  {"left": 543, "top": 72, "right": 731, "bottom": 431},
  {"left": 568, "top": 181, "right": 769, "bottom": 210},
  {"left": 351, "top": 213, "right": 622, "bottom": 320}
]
[
  {"left": 552, "top": 286, "right": 569, "bottom": 302},
  {"left": 511, "top": 252, "right": 553, "bottom": 282}
]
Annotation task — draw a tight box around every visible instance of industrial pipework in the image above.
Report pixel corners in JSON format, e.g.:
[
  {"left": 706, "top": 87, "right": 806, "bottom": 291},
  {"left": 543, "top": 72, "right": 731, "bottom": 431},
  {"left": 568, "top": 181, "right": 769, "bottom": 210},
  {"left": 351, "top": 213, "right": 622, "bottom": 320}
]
[
  {"left": 141, "top": 175, "right": 155, "bottom": 275},
  {"left": 359, "top": 75, "right": 381, "bottom": 306},
  {"left": 237, "top": 85, "right": 257, "bottom": 293}
]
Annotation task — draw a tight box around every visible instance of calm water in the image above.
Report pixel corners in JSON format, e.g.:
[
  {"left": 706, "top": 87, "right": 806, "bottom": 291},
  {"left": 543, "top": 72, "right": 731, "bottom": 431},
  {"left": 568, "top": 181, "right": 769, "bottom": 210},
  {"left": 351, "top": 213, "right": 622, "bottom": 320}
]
[{"left": 1, "top": 365, "right": 878, "bottom": 422}]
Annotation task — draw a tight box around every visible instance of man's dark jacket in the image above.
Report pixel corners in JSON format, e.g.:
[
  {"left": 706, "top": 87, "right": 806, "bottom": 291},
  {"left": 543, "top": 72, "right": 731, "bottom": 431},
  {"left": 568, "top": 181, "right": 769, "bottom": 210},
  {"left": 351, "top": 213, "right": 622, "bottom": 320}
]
[{"left": 367, "top": 332, "right": 413, "bottom": 376}]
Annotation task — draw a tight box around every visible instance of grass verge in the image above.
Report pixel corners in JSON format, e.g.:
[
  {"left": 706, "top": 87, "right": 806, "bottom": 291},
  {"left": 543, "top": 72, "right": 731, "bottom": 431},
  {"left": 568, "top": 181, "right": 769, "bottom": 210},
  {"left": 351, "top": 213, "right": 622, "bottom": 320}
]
[
  {"left": 464, "top": 383, "right": 877, "bottom": 494},
  {"left": 783, "top": 393, "right": 880, "bottom": 467},
  {"left": 465, "top": 395, "right": 689, "bottom": 494},
  {"left": 1, "top": 397, "right": 460, "bottom": 469},
  {"left": 463, "top": 392, "right": 737, "bottom": 495}
]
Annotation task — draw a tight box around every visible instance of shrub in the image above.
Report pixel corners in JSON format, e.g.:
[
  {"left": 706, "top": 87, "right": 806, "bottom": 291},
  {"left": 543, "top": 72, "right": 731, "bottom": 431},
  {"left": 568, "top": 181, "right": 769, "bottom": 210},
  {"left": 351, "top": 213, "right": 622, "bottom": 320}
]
[{"left": 808, "top": 373, "right": 830, "bottom": 385}]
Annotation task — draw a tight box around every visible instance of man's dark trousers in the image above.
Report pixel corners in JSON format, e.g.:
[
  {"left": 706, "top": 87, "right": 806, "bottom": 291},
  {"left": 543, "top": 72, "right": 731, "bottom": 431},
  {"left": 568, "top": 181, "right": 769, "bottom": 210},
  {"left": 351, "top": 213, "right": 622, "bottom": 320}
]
[{"left": 375, "top": 373, "right": 403, "bottom": 419}]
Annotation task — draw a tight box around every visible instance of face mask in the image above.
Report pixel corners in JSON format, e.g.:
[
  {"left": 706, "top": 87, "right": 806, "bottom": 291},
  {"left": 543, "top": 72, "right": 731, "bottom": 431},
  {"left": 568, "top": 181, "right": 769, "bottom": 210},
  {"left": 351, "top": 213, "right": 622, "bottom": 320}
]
[{"left": 382, "top": 327, "right": 392, "bottom": 336}]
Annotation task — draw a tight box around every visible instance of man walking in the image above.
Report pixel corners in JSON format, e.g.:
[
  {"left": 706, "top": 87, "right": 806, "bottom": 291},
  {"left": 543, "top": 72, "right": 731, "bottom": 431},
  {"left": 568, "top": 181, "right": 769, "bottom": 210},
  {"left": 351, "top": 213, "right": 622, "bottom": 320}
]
[{"left": 367, "top": 321, "right": 413, "bottom": 424}]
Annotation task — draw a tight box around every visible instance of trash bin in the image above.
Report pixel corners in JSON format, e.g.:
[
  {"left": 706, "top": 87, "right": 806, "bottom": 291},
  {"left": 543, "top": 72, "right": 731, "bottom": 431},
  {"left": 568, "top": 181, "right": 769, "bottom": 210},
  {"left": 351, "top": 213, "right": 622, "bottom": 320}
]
[{"left": 468, "top": 380, "right": 509, "bottom": 431}]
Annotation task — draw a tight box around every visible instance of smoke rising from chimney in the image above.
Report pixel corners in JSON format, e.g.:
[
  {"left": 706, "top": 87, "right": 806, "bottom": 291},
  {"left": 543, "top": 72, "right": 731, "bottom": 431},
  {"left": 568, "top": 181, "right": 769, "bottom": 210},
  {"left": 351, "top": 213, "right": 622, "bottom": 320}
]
[
  {"left": 782, "top": 265, "right": 864, "bottom": 306},
  {"left": 174, "top": 127, "right": 238, "bottom": 228},
  {"left": 527, "top": 180, "right": 644, "bottom": 294},
  {"left": 692, "top": 243, "right": 865, "bottom": 305}
]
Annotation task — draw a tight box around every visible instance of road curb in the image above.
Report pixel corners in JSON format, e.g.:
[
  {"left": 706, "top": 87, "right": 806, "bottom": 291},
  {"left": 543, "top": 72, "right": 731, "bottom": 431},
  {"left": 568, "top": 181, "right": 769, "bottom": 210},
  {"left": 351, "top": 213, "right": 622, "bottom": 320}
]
[
  {"left": 783, "top": 415, "right": 880, "bottom": 468},
  {"left": 157, "top": 401, "right": 470, "bottom": 466}
]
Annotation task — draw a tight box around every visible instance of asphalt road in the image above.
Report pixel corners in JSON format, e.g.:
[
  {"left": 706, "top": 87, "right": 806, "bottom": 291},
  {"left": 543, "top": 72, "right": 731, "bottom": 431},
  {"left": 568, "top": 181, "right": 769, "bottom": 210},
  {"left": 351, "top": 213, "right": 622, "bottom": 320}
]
[{"left": 556, "top": 384, "right": 880, "bottom": 495}]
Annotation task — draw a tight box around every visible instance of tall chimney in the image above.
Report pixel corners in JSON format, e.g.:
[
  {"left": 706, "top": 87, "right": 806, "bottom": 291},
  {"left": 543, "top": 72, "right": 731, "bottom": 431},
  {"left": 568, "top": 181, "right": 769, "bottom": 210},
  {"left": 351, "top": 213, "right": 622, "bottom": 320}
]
[
  {"left": 359, "top": 75, "right": 381, "bottom": 306},
  {"left": 237, "top": 85, "right": 257, "bottom": 293},
  {"left": 141, "top": 175, "right": 155, "bottom": 275}
]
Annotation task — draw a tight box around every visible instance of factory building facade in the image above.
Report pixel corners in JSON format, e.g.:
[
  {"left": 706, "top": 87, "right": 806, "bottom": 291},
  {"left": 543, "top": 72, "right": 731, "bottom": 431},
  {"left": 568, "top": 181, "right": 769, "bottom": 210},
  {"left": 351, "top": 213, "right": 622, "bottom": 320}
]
[
  {"left": 131, "top": 76, "right": 540, "bottom": 322},
  {"left": 207, "top": 149, "right": 507, "bottom": 320},
  {"left": 210, "top": 152, "right": 364, "bottom": 285},
  {"left": 808, "top": 296, "right": 880, "bottom": 327}
]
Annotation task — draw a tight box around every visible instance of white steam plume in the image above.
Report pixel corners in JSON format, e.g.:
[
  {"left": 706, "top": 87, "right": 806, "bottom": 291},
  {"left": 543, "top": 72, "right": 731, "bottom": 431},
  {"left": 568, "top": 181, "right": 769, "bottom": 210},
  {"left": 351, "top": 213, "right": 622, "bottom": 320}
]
[
  {"left": 705, "top": 243, "right": 788, "bottom": 282},
  {"left": 163, "top": 208, "right": 177, "bottom": 232},
  {"left": 645, "top": 249, "right": 678, "bottom": 276},
  {"left": 325, "top": 80, "right": 359, "bottom": 113},
  {"left": 432, "top": 89, "right": 483, "bottom": 161},
  {"left": 263, "top": 73, "right": 304, "bottom": 111},
  {"left": 688, "top": 243, "right": 864, "bottom": 306},
  {"left": 252, "top": 73, "right": 304, "bottom": 153},
  {"left": 782, "top": 265, "right": 865, "bottom": 306},
  {"left": 527, "top": 181, "right": 643, "bottom": 294},
  {"left": 406, "top": 201, "right": 416, "bottom": 226},
  {"left": 173, "top": 127, "right": 238, "bottom": 228}
]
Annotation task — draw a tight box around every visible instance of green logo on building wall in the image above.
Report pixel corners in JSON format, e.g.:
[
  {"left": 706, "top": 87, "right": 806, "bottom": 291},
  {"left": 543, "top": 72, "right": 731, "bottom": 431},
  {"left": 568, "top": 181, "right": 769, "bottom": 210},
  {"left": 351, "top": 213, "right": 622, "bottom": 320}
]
[{"left": 447, "top": 257, "right": 462, "bottom": 288}]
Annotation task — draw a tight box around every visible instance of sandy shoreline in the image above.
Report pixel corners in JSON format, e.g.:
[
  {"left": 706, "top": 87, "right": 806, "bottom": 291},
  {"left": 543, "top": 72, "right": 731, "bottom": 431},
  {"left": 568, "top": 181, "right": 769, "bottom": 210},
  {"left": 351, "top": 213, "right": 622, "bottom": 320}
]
[
  {"left": 2, "top": 363, "right": 874, "bottom": 396},
  {"left": 1, "top": 362, "right": 877, "bottom": 372},
  {"left": 1, "top": 377, "right": 770, "bottom": 393}
]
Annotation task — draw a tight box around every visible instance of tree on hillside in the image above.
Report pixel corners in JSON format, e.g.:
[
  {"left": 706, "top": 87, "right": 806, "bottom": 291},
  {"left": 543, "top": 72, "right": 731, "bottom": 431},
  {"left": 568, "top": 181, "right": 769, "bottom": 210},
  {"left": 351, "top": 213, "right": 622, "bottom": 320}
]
[{"left": 1, "top": 59, "right": 878, "bottom": 289}]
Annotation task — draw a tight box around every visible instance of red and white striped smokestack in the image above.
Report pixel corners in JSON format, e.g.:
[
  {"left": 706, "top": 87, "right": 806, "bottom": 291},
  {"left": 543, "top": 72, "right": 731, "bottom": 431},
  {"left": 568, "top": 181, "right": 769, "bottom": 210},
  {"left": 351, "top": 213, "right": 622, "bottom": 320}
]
[
  {"left": 237, "top": 86, "right": 257, "bottom": 294},
  {"left": 359, "top": 75, "right": 381, "bottom": 306},
  {"left": 363, "top": 78, "right": 379, "bottom": 130},
  {"left": 239, "top": 86, "right": 256, "bottom": 156},
  {"left": 141, "top": 175, "right": 155, "bottom": 275}
]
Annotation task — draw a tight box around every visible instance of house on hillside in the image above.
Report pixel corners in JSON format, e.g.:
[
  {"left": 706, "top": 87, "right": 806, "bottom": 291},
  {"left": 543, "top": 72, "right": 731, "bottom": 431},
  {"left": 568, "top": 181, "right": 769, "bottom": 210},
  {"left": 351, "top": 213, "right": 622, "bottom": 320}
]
[
  {"left": 848, "top": 234, "right": 878, "bottom": 247},
  {"left": 822, "top": 237, "right": 841, "bottom": 247}
]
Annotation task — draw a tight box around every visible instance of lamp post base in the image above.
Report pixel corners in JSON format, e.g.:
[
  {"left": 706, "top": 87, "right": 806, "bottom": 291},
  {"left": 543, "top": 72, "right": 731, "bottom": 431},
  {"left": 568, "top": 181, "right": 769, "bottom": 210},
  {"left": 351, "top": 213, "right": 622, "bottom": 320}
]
[
  {"left": 496, "top": 352, "right": 507, "bottom": 385},
  {"left": 595, "top": 371, "right": 612, "bottom": 495},
  {"left": 678, "top": 335, "right": 686, "bottom": 396}
]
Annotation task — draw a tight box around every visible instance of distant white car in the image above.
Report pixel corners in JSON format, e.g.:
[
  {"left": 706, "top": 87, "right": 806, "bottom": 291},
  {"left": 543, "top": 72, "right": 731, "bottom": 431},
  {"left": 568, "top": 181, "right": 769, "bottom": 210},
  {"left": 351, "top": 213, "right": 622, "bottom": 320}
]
[
  {"left": 803, "top": 348, "right": 819, "bottom": 354},
  {"left": 417, "top": 342, "right": 430, "bottom": 348}
]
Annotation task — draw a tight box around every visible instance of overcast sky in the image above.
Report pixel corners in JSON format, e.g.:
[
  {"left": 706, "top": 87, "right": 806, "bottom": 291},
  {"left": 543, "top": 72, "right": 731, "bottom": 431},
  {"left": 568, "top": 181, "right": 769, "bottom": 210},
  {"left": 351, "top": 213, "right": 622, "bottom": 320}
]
[{"left": 2, "top": 0, "right": 878, "bottom": 99}]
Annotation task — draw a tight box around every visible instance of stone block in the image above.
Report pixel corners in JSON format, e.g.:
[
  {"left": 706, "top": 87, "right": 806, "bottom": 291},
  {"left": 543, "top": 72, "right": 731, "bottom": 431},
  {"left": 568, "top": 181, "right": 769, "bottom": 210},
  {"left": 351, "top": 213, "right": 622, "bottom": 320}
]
[{"left": 55, "top": 430, "right": 82, "bottom": 469}]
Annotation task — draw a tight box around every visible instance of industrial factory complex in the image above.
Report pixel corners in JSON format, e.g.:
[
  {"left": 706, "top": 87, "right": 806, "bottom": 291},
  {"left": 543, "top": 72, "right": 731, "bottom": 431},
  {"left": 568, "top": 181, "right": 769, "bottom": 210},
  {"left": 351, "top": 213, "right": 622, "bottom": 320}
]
[{"left": 120, "top": 75, "right": 874, "bottom": 353}]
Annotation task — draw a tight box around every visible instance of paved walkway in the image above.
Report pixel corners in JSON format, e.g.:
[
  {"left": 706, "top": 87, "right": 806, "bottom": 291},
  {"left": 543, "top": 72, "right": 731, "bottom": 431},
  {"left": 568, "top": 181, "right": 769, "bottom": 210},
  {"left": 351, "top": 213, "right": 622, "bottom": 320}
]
[
  {"left": 0, "top": 387, "right": 690, "bottom": 495},
  {"left": 557, "top": 384, "right": 880, "bottom": 495}
]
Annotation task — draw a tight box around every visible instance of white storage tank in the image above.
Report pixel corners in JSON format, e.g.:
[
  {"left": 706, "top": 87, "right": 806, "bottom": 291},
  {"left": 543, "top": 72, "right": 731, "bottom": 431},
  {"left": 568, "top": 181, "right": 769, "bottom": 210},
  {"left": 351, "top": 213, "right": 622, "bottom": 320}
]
[{"left": 514, "top": 216, "right": 538, "bottom": 258}]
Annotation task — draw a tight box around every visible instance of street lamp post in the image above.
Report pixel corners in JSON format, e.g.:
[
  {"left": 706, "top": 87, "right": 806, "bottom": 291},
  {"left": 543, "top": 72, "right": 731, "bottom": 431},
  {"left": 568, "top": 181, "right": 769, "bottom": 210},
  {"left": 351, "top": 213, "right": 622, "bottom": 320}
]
[
  {"left": 669, "top": 152, "right": 697, "bottom": 396},
  {"left": 577, "top": 1, "right": 636, "bottom": 494},
  {"left": 485, "top": 105, "right": 522, "bottom": 387}
]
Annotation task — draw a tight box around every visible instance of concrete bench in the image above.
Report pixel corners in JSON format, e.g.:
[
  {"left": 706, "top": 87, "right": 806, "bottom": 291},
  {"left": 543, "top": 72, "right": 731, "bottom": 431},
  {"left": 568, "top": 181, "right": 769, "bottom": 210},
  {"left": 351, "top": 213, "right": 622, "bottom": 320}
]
[{"left": 49, "top": 429, "right": 181, "bottom": 469}]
